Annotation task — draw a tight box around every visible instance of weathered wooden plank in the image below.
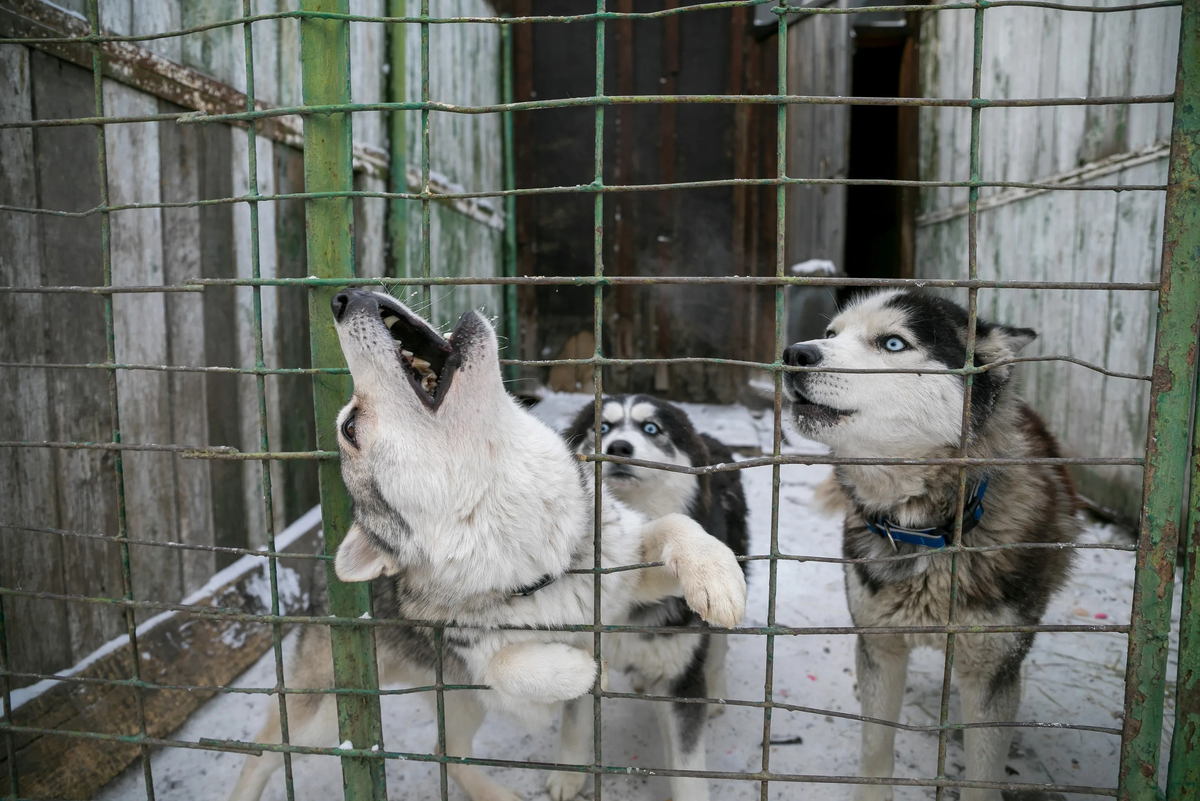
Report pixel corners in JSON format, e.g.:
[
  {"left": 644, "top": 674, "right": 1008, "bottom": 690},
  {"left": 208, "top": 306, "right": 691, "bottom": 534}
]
[
  {"left": 1127, "top": 6, "right": 1179, "bottom": 152},
  {"left": 1082, "top": 0, "right": 1134, "bottom": 163},
  {"left": 0, "top": 512, "right": 324, "bottom": 801},
  {"left": 0, "top": 43, "right": 71, "bottom": 688},
  {"left": 105, "top": 80, "right": 184, "bottom": 618},
  {"left": 198, "top": 122, "right": 250, "bottom": 564},
  {"left": 28, "top": 49, "right": 126, "bottom": 662},
  {"left": 273, "top": 143, "right": 320, "bottom": 525},
  {"left": 158, "top": 98, "right": 217, "bottom": 595},
  {"left": 1052, "top": 0, "right": 1094, "bottom": 172},
  {"left": 232, "top": 129, "right": 280, "bottom": 548},
  {"left": 132, "top": 0, "right": 181, "bottom": 63}
]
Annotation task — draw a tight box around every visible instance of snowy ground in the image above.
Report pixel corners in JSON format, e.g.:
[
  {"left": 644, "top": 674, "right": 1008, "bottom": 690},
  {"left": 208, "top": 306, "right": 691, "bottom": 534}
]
[{"left": 96, "top": 397, "right": 1178, "bottom": 801}]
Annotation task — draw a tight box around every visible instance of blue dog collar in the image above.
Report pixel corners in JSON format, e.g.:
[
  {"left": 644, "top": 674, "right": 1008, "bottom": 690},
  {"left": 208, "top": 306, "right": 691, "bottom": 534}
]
[{"left": 864, "top": 478, "right": 989, "bottom": 550}]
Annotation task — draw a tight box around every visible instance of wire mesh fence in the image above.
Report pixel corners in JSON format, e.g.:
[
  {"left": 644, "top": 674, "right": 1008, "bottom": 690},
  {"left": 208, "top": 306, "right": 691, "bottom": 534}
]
[{"left": 0, "top": 0, "right": 1197, "bottom": 800}]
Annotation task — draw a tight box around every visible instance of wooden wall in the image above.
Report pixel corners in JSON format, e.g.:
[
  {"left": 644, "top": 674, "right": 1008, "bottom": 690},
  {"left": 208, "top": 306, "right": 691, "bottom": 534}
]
[
  {"left": 915, "top": 1, "right": 1180, "bottom": 517},
  {"left": 0, "top": 0, "right": 503, "bottom": 688}
]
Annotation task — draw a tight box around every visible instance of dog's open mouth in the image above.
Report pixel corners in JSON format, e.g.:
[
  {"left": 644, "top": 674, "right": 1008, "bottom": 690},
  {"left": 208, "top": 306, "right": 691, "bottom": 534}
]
[
  {"left": 786, "top": 385, "right": 851, "bottom": 426},
  {"left": 378, "top": 299, "right": 456, "bottom": 409}
]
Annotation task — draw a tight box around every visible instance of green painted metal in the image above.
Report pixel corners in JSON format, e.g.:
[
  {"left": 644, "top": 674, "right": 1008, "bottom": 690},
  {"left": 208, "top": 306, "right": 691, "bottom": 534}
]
[
  {"left": 1164, "top": 0, "right": 1200, "bottom": 797},
  {"left": 386, "top": 0, "right": 408, "bottom": 279},
  {"left": 1120, "top": 0, "right": 1198, "bottom": 795},
  {"left": 590, "top": 4, "right": 606, "bottom": 799},
  {"left": 300, "top": 2, "right": 388, "bottom": 799},
  {"left": 501, "top": 19, "right": 519, "bottom": 387}
]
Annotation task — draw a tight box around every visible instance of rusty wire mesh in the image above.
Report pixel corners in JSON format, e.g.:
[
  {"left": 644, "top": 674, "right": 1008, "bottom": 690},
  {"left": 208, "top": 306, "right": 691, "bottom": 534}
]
[{"left": 0, "top": 1, "right": 1196, "bottom": 800}]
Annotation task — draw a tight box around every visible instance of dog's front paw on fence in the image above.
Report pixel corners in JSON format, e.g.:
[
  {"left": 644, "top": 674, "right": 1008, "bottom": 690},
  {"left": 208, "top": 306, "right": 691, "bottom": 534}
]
[{"left": 657, "top": 514, "right": 747, "bottom": 630}]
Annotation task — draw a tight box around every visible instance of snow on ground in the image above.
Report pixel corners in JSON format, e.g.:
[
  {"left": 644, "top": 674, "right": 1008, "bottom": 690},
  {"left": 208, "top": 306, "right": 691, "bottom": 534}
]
[{"left": 96, "top": 399, "right": 1178, "bottom": 801}]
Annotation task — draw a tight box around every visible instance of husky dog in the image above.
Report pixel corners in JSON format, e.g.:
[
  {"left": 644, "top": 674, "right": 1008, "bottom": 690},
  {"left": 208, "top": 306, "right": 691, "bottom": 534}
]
[
  {"left": 228, "top": 291, "right": 746, "bottom": 801},
  {"left": 782, "top": 290, "right": 1079, "bottom": 801},
  {"left": 559, "top": 395, "right": 749, "bottom": 801}
]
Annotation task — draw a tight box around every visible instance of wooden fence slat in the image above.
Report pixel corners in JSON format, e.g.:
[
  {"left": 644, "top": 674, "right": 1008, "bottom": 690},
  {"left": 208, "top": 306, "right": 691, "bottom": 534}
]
[
  {"left": 0, "top": 43, "right": 71, "bottom": 687},
  {"left": 158, "top": 98, "right": 217, "bottom": 595},
  {"left": 28, "top": 49, "right": 126, "bottom": 663},
  {"left": 105, "top": 79, "right": 184, "bottom": 616}
]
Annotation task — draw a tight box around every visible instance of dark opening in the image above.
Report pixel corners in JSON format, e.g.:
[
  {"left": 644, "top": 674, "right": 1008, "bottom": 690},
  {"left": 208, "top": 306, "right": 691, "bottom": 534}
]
[{"left": 842, "top": 31, "right": 914, "bottom": 304}]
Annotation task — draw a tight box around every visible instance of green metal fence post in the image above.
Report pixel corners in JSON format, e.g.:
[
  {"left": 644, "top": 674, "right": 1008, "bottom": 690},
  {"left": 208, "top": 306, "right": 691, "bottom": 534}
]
[
  {"left": 1164, "top": 0, "right": 1200, "bottom": 796},
  {"left": 1120, "top": 0, "right": 1199, "bottom": 796},
  {"left": 300, "top": 2, "right": 388, "bottom": 799}
]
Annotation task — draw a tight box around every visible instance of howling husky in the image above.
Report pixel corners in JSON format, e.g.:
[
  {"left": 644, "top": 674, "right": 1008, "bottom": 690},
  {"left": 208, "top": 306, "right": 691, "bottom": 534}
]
[
  {"left": 228, "top": 290, "right": 746, "bottom": 801},
  {"left": 562, "top": 394, "right": 749, "bottom": 801},
  {"left": 783, "top": 290, "right": 1079, "bottom": 801}
]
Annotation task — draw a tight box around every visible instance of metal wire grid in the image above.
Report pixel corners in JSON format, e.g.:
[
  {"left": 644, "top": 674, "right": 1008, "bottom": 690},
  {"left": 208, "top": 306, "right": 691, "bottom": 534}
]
[{"left": 0, "top": 1, "right": 1196, "bottom": 800}]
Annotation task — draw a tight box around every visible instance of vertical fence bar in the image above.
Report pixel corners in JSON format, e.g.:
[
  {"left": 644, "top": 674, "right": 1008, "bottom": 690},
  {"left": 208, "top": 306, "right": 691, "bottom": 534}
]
[
  {"left": 759, "top": 10, "right": 787, "bottom": 800},
  {"left": 420, "top": 0, "right": 431, "bottom": 310},
  {"left": 386, "top": 0, "right": 408, "bottom": 279},
  {"left": 1162, "top": 0, "right": 1200, "bottom": 796},
  {"left": 299, "top": 3, "right": 388, "bottom": 799},
  {"left": 591, "top": 2, "right": 607, "bottom": 798},
  {"left": 1120, "top": 0, "right": 1198, "bottom": 794},
  {"left": 86, "top": 1, "right": 155, "bottom": 798},
  {"left": 501, "top": 19, "right": 520, "bottom": 388},
  {"left": 933, "top": 6, "right": 986, "bottom": 800},
  {"left": 241, "top": 4, "right": 296, "bottom": 800}
]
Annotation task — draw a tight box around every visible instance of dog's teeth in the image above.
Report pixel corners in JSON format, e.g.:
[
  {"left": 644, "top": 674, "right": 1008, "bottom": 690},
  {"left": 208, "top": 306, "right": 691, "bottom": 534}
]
[
  {"left": 411, "top": 356, "right": 430, "bottom": 371},
  {"left": 401, "top": 349, "right": 414, "bottom": 360},
  {"left": 383, "top": 314, "right": 400, "bottom": 331}
]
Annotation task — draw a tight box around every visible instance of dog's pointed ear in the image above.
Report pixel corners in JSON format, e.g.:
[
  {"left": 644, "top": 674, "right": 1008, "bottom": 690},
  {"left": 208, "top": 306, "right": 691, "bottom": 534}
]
[
  {"left": 335, "top": 523, "right": 399, "bottom": 582},
  {"left": 976, "top": 322, "right": 1036, "bottom": 363}
]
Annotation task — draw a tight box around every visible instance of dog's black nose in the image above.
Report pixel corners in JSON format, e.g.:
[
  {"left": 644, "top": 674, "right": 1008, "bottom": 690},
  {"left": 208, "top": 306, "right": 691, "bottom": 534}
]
[
  {"left": 784, "top": 343, "right": 823, "bottom": 367},
  {"left": 331, "top": 292, "right": 351, "bottom": 322},
  {"left": 606, "top": 440, "right": 635, "bottom": 458}
]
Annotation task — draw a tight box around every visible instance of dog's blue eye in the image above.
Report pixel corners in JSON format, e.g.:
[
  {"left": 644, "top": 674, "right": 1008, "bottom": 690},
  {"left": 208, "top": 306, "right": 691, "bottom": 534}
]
[
  {"left": 643, "top": 422, "right": 659, "bottom": 435},
  {"left": 600, "top": 422, "right": 610, "bottom": 434},
  {"left": 883, "top": 336, "right": 907, "bottom": 352}
]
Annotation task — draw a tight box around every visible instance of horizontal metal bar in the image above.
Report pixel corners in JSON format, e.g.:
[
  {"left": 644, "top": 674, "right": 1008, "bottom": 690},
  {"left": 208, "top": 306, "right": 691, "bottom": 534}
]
[
  {"left": 0, "top": 93, "right": 1176, "bottom": 135},
  {"left": 0, "top": 440, "right": 237, "bottom": 455},
  {"left": 0, "top": 519, "right": 1136, "bottom": 568},
  {"left": 0, "top": 667, "right": 1122, "bottom": 736},
  {"left": 0, "top": 0, "right": 1180, "bottom": 49},
  {"left": 0, "top": 586, "right": 1132, "bottom": 635},
  {"left": 0, "top": 175, "right": 1168, "bottom": 219},
  {"left": 0, "top": 355, "right": 1154, "bottom": 381},
  {"left": 180, "top": 275, "right": 1163, "bottom": 291},
  {"left": 0, "top": 522, "right": 332, "bottom": 562},
  {"left": 168, "top": 93, "right": 1185, "bottom": 127},
  {"left": 0, "top": 723, "right": 1121, "bottom": 795}
]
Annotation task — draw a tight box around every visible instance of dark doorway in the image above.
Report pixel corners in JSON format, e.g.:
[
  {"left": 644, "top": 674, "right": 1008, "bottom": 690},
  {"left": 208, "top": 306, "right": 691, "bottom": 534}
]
[{"left": 842, "top": 24, "right": 918, "bottom": 304}]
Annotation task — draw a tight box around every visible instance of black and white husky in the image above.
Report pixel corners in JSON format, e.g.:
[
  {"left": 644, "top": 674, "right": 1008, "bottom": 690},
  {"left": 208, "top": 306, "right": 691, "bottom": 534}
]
[
  {"left": 782, "top": 290, "right": 1079, "bottom": 801},
  {"left": 228, "top": 291, "right": 746, "bottom": 801},
  {"left": 560, "top": 395, "right": 749, "bottom": 801}
]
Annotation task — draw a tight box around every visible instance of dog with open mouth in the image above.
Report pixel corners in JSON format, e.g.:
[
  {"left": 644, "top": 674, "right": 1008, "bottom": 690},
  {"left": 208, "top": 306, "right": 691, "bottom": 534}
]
[
  {"left": 228, "top": 290, "right": 746, "bottom": 801},
  {"left": 782, "top": 290, "right": 1080, "bottom": 801}
]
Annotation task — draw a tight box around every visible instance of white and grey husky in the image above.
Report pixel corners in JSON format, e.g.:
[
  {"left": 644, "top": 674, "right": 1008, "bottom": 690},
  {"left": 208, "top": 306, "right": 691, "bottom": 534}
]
[
  {"left": 561, "top": 394, "right": 749, "bottom": 801},
  {"left": 228, "top": 290, "right": 746, "bottom": 801},
  {"left": 782, "top": 290, "right": 1079, "bottom": 801}
]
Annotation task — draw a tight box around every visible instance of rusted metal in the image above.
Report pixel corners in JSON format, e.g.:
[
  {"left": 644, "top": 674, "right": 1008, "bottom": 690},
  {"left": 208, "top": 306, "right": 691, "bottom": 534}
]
[
  {"left": 1164, "top": 0, "right": 1200, "bottom": 797},
  {"left": 1119, "top": 0, "right": 1199, "bottom": 794}
]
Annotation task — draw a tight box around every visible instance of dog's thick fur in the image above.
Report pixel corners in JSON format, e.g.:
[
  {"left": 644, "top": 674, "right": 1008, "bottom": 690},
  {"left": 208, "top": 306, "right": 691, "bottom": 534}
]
[
  {"left": 782, "top": 290, "right": 1079, "bottom": 801},
  {"left": 561, "top": 395, "right": 749, "bottom": 801},
  {"left": 228, "top": 291, "right": 746, "bottom": 801}
]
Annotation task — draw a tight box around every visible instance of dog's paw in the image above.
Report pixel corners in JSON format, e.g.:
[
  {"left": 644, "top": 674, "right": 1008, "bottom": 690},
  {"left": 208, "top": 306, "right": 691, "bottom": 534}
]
[
  {"left": 546, "top": 771, "right": 587, "bottom": 801},
  {"left": 484, "top": 642, "right": 601, "bottom": 702},
  {"left": 659, "top": 518, "right": 746, "bottom": 629}
]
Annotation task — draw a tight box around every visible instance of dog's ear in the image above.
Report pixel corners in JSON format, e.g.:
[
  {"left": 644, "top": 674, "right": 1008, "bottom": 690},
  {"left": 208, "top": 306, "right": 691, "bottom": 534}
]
[
  {"left": 334, "top": 523, "right": 399, "bottom": 582},
  {"left": 976, "top": 322, "right": 1036, "bottom": 364}
]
